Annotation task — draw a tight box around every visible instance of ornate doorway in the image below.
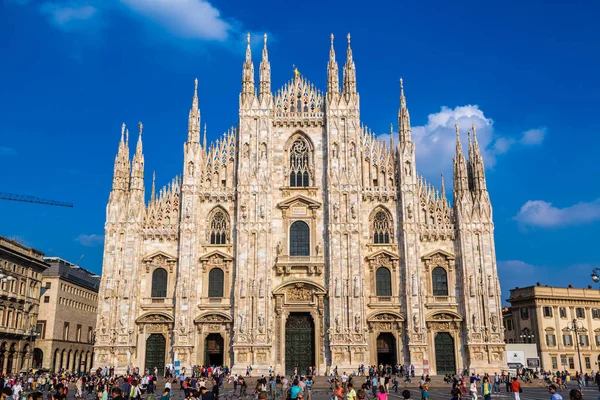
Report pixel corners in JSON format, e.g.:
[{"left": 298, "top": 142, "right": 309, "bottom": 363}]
[
  {"left": 434, "top": 332, "right": 456, "bottom": 375},
  {"left": 285, "top": 313, "right": 314, "bottom": 375},
  {"left": 376, "top": 332, "right": 397, "bottom": 366},
  {"left": 204, "top": 334, "right": 224, "bottom": 366},
  {"left": 145, "top": 334, "right": 166, "bottom": 373}
]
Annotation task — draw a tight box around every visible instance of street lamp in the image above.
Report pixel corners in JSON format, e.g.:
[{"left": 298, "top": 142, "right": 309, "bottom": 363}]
[
  {"left": 520, "top": 333, "right": 535, "bottom": 343},
  {"left": 592, "top": 268, "right": 600, "bottom": 283},
  {"left": 568, "top": 318, "right": 585, "bottom": 373}
]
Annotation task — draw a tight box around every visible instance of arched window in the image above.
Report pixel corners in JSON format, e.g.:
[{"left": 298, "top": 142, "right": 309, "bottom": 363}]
[
  {"left": 209, "top": 210, "right": 229, "bottom": 245},
  {"left": 290, "top": 221, "right": 310, "bottom": 256},
  {"left": 289, "top": 138, "right": 310, "bottom": 187},
  {"left": 151, "top": 268, "right": 168, "bottom": 298},
  {"left": 208, "top": 268, "right": 224, "bottom": 298},
  {"left": 432, "top": 267, "right": 448, "bottom": 296},
  {"left": 376, "top": 267, "right": 392, "bottom": 297},
  {"left": 372, "top": 209, "right": 393, "bottom": 244}
]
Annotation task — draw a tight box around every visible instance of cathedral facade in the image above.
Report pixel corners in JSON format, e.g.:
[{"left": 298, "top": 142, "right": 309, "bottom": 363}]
[{"left": 93, "top": 34, "right": 506, "bottom": 376}]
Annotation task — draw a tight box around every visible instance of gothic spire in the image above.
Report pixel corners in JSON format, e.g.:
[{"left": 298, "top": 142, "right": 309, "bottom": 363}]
[
  {"left": 130, "top": 121, "right": 145, "bottom": 192},
  {"left": 187, "top": 78, "right": 200, "bottom": 143},
  {"left": 398, "top": 78, "right": 412, "bottom": 144},
  {"left": 111, "top": 123, "right": 131, "bottom": 193},
  {"left": 327, "top": 33, "right": 339, "bottom": 94},
  {"left": 453, "top": 124, "right": 470, "bottom": 197},
  {"left": 151, "top": 171, "right": 156, "bottom": 203},
  {"left": 469, "top": 123, "right": 488, "bottom": 194},
  {"left": 259, "top": 33, "right": 271, "bottom": 101},
  {"left": 203, "top": 123, "right": 207, "bottom": 150},
  {"left": 441, "top": 173, "right": 446, "bottom": 199},
  {"left": 342, "top": 33, "right": 356, "bottom": 95},
  {"left": 241, "top": 33, "right": 255, "bottom": 100}
]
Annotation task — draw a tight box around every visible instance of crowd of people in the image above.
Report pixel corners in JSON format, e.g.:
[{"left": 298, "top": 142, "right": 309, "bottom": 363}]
[{"left": 1, "top": 364, "right": 600, "bottom": 400}]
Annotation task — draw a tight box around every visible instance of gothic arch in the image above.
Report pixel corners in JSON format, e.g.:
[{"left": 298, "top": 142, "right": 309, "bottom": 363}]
[
  {"left": 369, "top": 206, "right": 394, "bottom": 244},
  {"left": 136, "top": 312, "right": 175, "bottom": 324},
  {"left": 206, "top": 206, "right": 231, "bottom": 245},
  {"left": 285, "top": 132, "right": 315, "bottom": 188}
]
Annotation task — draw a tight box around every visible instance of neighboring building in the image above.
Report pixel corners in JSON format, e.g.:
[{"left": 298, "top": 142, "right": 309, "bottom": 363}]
[
  {"left": 505, "top": 284, "right": 600, "bottom": 373},
  {"left": 94, "top": 34, "right": 506, "bottom": 375},
  {"left": 0, "top": 236, "right": 48, "bottom": 373},
  {"left": 36, "top": 257, "right": 100, "bottom": 372}
]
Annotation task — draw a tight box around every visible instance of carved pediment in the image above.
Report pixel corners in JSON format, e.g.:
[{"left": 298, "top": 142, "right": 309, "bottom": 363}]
[
  {"left": 142, "top": 251, "right": 177, "bottom": 265},
  {"left": 421, "top": 250, "right": 455, "bottom": 271},
  {"left": 199, "top": 250, "right": 233, "bottom": 264},
  {"left": 365, "top": 249, "right": 399, "bottom": 270},
  {"left": 136, "top": 313, "right": 174, "bottom": 324},
  {"left": 272, "top": 279, "right": 327, "bottom": 296},
  {"left": 426, "top": 311, "right": 463, "bottom": 322},
  {"left": 367, "top": 311, "right": 405, "bottom": 322},
  {"left": 277, "top": 194, "right": 321, "bottom": 210},
  {"left": 194, "top": 312, "right": 232, "bottom": 324},
  {"left": 545, "top": 327, "right": 555, "bottom": 332}
]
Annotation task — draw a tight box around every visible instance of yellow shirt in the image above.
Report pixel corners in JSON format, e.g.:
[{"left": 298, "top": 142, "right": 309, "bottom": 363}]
[{"left": 347, "top": 389, "right": 357, "bottom": 400}]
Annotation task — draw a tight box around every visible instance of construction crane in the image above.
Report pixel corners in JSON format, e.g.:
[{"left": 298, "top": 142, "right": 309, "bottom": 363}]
[{"left": 0, "top": 192, "right": 73, "bottom": 208}]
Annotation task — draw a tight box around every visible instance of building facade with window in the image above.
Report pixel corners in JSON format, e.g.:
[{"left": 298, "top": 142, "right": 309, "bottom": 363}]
[
  {"left": 504, "top": 284, "right": 600, "bottom": 373},
  {"left": 35, "top": 257, "right": 100, "bottom": 372},
  {"left": 0, "top": 236, "right": 48, "bottom": 374},
  {"left": 94, "top": 35, "right": 506, "bottom": 375}
]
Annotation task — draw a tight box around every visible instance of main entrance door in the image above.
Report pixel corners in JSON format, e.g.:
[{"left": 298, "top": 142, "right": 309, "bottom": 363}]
[
  {"left": 204, "top": 333, "right": 224, "bottom": 366},
  {"left": 435, "top": 332, "right": 456, "bottom": 375},
  {"left": 145, "top": 334, "right": 166, "bottom": 374},
  {"left": 376, "top": 332, "right": 397, "bottom": 366},
  {"left": 285, "top": 313, "right": 314, "bottom": 375}
]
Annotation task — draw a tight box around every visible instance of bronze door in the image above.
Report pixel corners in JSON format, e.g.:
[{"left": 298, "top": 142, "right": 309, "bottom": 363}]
[
  {"left": 434, "top": 332, "right": 456, "bottom": 375},
  {"left": 145, "top": 333, "right": 166, "bottom": 374},
  {"left": 285, "top": 313, "right": 315, "bottom": 375}
]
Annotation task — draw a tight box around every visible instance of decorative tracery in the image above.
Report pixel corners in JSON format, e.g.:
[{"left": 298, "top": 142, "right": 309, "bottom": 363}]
[
  {"left": 289, "top": 138, "right": 310, "bottom": 187},
  {"left": 371, "top": 209, "right": 393, "bottom": 244},
  {"left": 209, "top": 210, "right": 230, "bottom": 245}
]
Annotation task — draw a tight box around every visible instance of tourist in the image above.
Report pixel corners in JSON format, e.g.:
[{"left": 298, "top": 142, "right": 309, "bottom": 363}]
[
  {"left": 240, "top": 378, "right": 247, "bottom": 398},
  {"left": 568, "top": 388, "right": 582, "bottom": 400},
  {"left": 347, "top": 383, "right": 356, "bottom": 400},
  {"left": 376, "top": 385, "right": 386, "bottom": 400},
  {"left": 549, "top": 385, "right": 562, "bottom": 400},
  {"left": 305, "top": 376, "right": 313, "bottom": 400},
  {"left": 480, "top": 377, "right": 491, "bottom": 400},
  {"left": 420, "top": 383, "right": 430, "bottom": 400},
  {"left": 110, "top": 388, "right": 124, "bottom": 400},
  {"left": 469, "top": 378, "right": 478, "bottom": 400},
  {"left": 450, "top": 388, "right": 461, "bottom": 400},
  {"left": 333, "top": 382, "right": 344, "bottom": 400},
  {"left": 290, "top": 379, "right": 302, "bottom": 400},
  {"left": 401, "top": 389, "right": 411, "bottom": 400},
  {"left": 510, "top": 377, "right": 521, "bottom": 400}
]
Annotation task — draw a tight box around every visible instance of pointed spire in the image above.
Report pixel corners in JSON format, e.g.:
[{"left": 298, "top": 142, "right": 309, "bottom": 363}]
[
  {"left": 130, "top": 121, "right": 145, "bottom": 192},
  {"left": 259, "top": 33, "right": 271, "bottom": 100},
  {"left": 241, "top": 32, "right": 255, "bottom": 100},
  {"left": 342, "top": 33, "right": 356, "bottom": 95},
  {"left": 441, "top": 173, "right": 446, "bottom": 199},
  {"left": 327, "top": 34, "right": 339, "bottom": 95},
  {"left": 203, "top": 123, "right": 207, "bottom": 150},
  {"left": 389, "top": 123, "right": 395, "bottom": 148},
  {"left": 469, "top": 123, "right": 488, "bottom": 194},
  {"left": 185, "top": 78, "right": 201, "bottom": 143},
  {"left": 398, "top": 78, "right": 412, "bottom": 144},
  {"left": 111, "top": 123, "right": 131, "bottom": 194},
  {"left": 453, "top": 124, "right": 470, "bottom": 197},
  {"left": 151, "top": 171, "right": 156, "bottom": 203}
]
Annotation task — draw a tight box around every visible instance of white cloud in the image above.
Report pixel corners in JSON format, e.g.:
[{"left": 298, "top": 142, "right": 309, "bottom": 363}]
[
  {"left": 74, "top": 233, "right": 105, "bottom": 247},
  {"left": 520, "top": 128, "right": 546, "bottom": 145},
  {"left": 380, "top": 105, "right": 546, "bottom": 183},
  {"left": 39, "top": 2, "right": 98, "bottom": 31},
  {"left": 118, "top": 0, "right": 231, "bottom": 41},
  {"left": 514, "top": 198, "right": 600, "bottom": 228}
]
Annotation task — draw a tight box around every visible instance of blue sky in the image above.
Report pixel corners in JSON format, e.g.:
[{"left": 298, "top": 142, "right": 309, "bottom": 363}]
[{"left": 1, "top": 0, "right": 599, "bottom": 302}]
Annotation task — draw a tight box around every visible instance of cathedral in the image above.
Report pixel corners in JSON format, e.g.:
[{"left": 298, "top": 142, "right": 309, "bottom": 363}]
[{"left": 93, "top": 33, "right": 506, "bottom": 376}]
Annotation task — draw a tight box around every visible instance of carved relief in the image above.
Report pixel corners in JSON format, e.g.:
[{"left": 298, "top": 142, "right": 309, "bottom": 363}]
[{"left": 286, "top": 283, "right": 312, "bottom": 302}]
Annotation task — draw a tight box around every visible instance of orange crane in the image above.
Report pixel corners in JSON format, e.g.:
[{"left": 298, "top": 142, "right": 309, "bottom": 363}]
[{"left": 0, "top": 192, "right": 73, "bottom": 208}]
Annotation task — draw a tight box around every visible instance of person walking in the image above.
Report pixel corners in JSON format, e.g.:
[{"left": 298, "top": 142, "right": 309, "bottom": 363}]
[
  {"left": 510, "top": 377, "right": 521, "bottom": 400},
  {"left": 549, "top": 384, "right": 563, "bottom": 400},
  {"left": 480, "top": 377, "right": 492, "bottom": 400},
  {"left": 469, "top": 378, "right": 478, "bottom": 400}
]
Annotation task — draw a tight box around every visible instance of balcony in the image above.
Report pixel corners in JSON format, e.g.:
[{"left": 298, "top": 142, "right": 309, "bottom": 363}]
[
  {"left": 367, "top": 295, "right": 401, "bottom": 308},
  {"left": 140, "top": 297, "right": 173, "bottom": 311},
  {"left": 275, "top": 255, "right": 324, "bottom": 275}
]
